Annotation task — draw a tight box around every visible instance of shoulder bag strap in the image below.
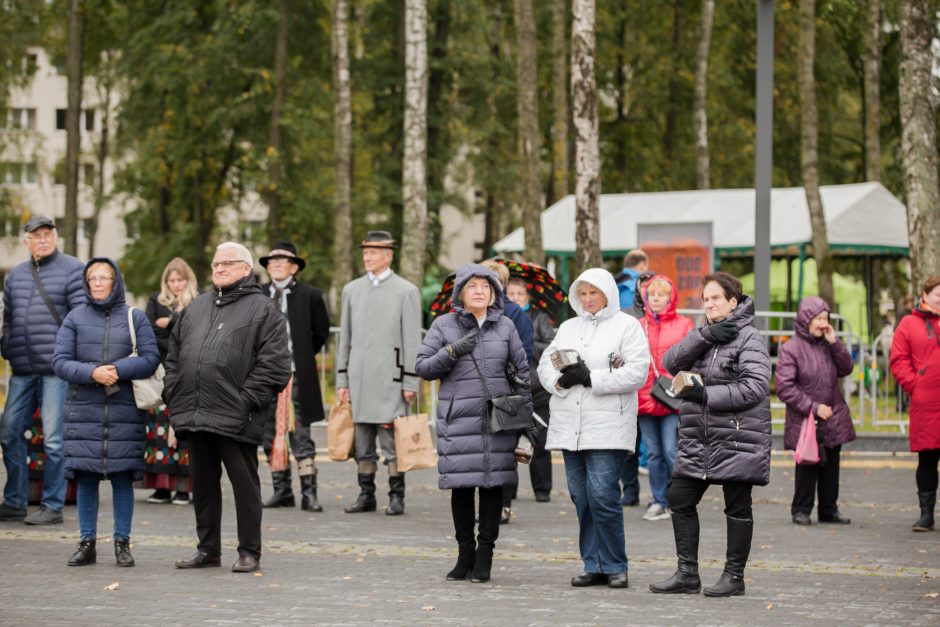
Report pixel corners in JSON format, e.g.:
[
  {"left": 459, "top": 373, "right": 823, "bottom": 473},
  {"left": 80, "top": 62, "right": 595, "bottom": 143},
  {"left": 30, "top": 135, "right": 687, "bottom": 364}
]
[
  {"left": 127, "top": 306, "right": 139, "bottom": 356},
  {"left": 925, "top": 316, "right": 940, "bottom": 350},
  {"left": 468, "top": 350, "right": 493, "bottom": 402},
  {"left": 30, "top": 263, "right": 63, "bottom": 327},
  {"left": 644, "top": 318, "right": 662, "bottom": 378}
]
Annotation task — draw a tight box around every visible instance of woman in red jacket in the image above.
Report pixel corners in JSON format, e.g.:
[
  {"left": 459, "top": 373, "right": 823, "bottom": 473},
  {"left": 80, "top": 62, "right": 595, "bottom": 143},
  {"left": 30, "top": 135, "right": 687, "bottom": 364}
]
[
  {"left": 636, "top": 276, "right": 694, "bottom": 521},
  {"left": 890, "top": 276, "right": 940, "bottom": 532}
]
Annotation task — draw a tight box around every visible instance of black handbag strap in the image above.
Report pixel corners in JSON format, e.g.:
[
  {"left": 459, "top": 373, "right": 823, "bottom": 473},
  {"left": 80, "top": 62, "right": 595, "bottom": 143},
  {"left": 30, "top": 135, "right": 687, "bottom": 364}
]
[
  {"left": 30, "top": 262, "right": 62, "bottom": 327},
  {"left": 468, "top": 350, "right": 494, "bottom": 403}
]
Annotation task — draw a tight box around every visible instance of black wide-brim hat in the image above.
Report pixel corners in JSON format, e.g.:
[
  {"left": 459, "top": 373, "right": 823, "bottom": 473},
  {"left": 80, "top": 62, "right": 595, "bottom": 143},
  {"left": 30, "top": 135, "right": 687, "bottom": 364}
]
[
  {"left": 260, "top": 240, "right": 306, "bottom": 272},
  {"left": 358, "top": 230, "right": 398, "bottom": 249}
]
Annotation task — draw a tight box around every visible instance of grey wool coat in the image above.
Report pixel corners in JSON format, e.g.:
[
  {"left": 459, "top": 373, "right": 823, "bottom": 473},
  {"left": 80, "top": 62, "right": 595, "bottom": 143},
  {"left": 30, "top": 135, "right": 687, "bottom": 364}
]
[
  {"left": 415, "top": 264, "right": 533, "bottom": 490},
  {"left": 336, "top": 270, "right": 422, "bottom": 423},
  {"left": 663, "top": 296, "right": 773, "bottom": 486}
]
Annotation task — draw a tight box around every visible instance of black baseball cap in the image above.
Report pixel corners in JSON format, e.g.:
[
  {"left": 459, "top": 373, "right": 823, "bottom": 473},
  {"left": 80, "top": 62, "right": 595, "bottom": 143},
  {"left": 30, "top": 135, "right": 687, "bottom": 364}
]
[{"left": 24, "top": 216, "right": 55, "bottom": 233}]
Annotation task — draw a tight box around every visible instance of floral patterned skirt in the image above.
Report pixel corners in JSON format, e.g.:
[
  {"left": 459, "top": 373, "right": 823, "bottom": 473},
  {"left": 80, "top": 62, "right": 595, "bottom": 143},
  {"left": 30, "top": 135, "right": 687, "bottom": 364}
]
[{"left": 142, "top": 405, "right": 192, "bottom": 492}]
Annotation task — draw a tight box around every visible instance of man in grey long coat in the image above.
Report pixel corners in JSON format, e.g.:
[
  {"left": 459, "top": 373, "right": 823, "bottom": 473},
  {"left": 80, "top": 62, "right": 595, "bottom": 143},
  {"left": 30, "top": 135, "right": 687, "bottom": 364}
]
[{"left": 336, "top": 231, "right": 422, "bottom": 515}]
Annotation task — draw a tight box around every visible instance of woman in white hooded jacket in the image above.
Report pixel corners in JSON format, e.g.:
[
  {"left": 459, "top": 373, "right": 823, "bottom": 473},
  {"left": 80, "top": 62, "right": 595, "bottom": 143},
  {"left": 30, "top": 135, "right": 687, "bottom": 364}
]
[{"left": 538, "top": 268, "right": 650, "bottom": 589}]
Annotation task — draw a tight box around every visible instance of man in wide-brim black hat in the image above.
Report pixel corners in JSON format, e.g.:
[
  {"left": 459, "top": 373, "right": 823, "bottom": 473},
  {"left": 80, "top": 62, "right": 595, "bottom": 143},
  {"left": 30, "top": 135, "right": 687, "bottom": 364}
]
[
  {"left": 336, "top": 230, "right": 421, "bottom": 516},
  {"left": 259, "top": 241, "right": 331, "bottom": 512}
]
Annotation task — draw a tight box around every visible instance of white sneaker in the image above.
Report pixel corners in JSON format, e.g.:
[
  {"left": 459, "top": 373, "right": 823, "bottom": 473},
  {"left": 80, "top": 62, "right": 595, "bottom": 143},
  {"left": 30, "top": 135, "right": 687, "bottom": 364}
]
[
  {"left": 638, "top": 466, "right": 649, "bottom": 476},
  {"left": 643, "top": 504, "right": 671, "bottom": 521}
]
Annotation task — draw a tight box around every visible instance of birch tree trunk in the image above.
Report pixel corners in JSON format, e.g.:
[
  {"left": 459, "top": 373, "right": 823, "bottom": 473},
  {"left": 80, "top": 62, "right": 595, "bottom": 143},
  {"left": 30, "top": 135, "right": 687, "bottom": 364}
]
[
  {"left": 64, "top": 0, "right": 84, "bottom": 256},
  {"left": 799, "top": 0, "right": 835, "bottom": 305},
  {"left": 864, "top": 0, "right": 881, "bottom": 182},
  {"left": 265, "top": 0, "right": 289, "bottom": 240},
  {"left": 332, "top": 0, "right": 354, "bottom": 302},
  {"left": 514, "top": 0, "right": 544, "bottom": 264},
  {"left": 399, "top": 0, "right": 429, "bottom": 289},
  {"left": 550, "top": 0, "right": 569, "bottom": 203},
  {"left": 899, "top": 0, "right": 940, "bottom": 289},
  {"left": 88, "top": 51, "right": 114, "bottom": 259},
  {"left": 571, "top": 0, "right": 601, "bottom": 274},
  {"left": 694, "top": 0, "right": 714, "bottom": 190}
]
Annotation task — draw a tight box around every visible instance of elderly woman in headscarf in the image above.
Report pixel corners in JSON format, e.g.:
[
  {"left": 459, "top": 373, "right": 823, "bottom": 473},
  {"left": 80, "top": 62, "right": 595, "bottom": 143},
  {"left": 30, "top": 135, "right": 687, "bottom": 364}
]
[{"left": 537, "top": 268, "right": 650, "bottom": 590}]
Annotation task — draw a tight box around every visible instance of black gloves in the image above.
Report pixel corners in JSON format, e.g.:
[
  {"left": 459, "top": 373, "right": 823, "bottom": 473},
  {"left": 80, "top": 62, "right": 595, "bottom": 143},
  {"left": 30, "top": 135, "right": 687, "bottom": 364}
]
[
  {"left": 446, "top": 328, "right": 479, "bottom": 359},
  {"left": 676, "top": 377, "right": 705, "bottom": 403},
  {"left": 557, "top": 359, "right": 592, "bottom": 389},
  {"left": 701, "top": 319, "right": 738, "bottom": 344}
]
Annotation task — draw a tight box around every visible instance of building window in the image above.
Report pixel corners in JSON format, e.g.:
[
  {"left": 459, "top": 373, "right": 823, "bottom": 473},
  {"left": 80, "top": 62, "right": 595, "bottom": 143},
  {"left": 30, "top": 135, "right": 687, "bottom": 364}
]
[
  {"left": 56, "top": 109, "right": 66, "bottom": 131},
  {"left": 1, "top": 162, "right": 39, "bottom": 186},
  {"left": 8, "top": 108, "right": 37, "bottom": 130},
  {"left": 80, "top": 218, "right": 96, "bottom": 241},
  {"left": 84, "top": 109, "right": 95, "bottom": 132},
  {"left": 82, "top": 163, "right": 95, "bottom": 187},
  {"left": 25, "top": 53, "right": 38, "bottom": 75}
]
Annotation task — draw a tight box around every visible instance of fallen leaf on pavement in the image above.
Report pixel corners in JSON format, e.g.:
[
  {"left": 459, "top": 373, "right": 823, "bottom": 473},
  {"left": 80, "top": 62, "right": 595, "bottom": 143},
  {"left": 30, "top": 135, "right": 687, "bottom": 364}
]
[
  {"left": 766, "top": 603, "right": 774, "bottom": 610},
  {"left": 924, "top": 592, "right": 938, "bottom": 598},
  {"left": 422, "top": 606, "right": 435, "bottom": 611},
  {"left": 104, "top": 582, "right": 120, "bottom": 591}
]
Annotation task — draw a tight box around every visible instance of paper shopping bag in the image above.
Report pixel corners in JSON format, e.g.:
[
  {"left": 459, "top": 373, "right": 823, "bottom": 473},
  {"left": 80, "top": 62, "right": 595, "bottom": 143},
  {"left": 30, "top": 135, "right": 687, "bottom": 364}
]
[
  {"left": 327, "top": 401, "right": 355, "bottom": 461},
  {"left": 393, "top": 413, "right": 437, "bottom": 472}
]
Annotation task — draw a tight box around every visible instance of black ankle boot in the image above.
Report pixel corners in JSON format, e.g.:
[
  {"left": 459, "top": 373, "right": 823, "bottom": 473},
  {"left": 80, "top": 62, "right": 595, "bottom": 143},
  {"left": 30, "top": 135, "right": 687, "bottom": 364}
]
[
  {"left": 68, "top": 538, "right": 96, "bottom": 566},
  {"left": 913, "top": 491, "right": 936, "bottom": 532},
  {"left": 650, "top": 511, "right": 702, "bottom": 594},
  {"left": 300, "top": 474, "right": 322, "bottom": 512},
  {"left": 263, "top": 470, "right": 295, "bottom": 508},
  {"left": 469, "top": 545, "right": 493, "bottom": 583},
  {"left": 386, "top": 474, "right": 405, "bottom": 516},
  {"left": 114, "top": 538, "right": 135, "bottom": 567},
  {"left": 703, "top": 516, "right": 751, "bottom": 597},
  {"left": 345, "top": 473, "right": 377, "bottom": 513},
  {"left": 446, "top": 542, "right": 476, "bottom": 580}
]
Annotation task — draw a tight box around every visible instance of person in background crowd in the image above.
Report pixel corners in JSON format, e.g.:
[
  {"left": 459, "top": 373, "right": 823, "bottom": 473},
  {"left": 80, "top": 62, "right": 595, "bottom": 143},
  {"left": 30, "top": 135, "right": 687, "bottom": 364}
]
[
  {"left": 259, "top": 241, "right": 331, "bottom": 512},
  {"left": 336, "top": 231, "right": 422, "bottom": 516},
  {"left": 615, "top": 249, "right": 649, "bottom": 311},
  {"left": 53, "top": 258, "right": 161, "bottom": 566},
  {"left": 144, "top": 257, "right": 199, "bottom": 505},
  {"left": 777, "top": 297, "right": 856, "bottom": 526},
  {"left": 0, "top": 216, "right": 85, "bottom": 525},
  {"left": 481, "top": 260, "right": 534, "bottom": 523},
  {"left": 538, "top": 268, "right": 650, "bottom": 590},
  {"left": 506, "top": 276, "right": 555, "bottom": 502},
  {"left": 890, "top": 276, "right": 940, "bottom": 532},
  {"left": 651, "top": 272, "right": 771, "bottom": 598},
  {"left": 415, "top": 264, "right": 532, "bottom": 584},
  {"left": 635, "top": 275, "right": 694, "bottom": 522},
  {"left": 167, "top": 242, "right": 290, "bottom": 573}
]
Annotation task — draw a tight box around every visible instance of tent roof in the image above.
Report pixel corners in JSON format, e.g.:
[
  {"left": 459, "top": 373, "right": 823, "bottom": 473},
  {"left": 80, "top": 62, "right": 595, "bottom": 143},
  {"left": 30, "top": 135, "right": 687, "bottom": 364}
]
[{"left": 493, "top": 182, "right": 909, "bottom": 257}]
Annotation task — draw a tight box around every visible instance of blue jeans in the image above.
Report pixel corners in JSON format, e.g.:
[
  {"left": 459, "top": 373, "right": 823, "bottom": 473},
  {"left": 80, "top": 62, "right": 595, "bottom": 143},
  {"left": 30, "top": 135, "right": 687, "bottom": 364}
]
[
  {"left": 638, "top": 414, "right": 679, "bottom": 507},
  {"left": 563, "top": 449, "right": 628, "bottom": 574},
  {"left": 0, "top": 375, "right": 67, "bottom": 510},
  {"left": 76, "top": 471, "right": 135, "bottom": 540}
]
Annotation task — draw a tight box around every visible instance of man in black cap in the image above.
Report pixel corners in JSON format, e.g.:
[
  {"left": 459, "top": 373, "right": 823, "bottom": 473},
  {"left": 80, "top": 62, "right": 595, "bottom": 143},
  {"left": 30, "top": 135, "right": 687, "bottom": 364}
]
[
  {"left": 1, "top": 216, "right": 85, "bottom": 525},
  {"left": 336, "top": 231, "right": 422, "bottom": 516},
  {"left": 259, "top": 241, "right": 331, "bottom": 511}
]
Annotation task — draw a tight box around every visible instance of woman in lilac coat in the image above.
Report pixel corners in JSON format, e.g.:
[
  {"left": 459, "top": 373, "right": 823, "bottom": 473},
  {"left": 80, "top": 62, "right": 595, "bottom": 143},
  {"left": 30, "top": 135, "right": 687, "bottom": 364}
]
[{"left": 776, "top": 296, "right": 856, "bottom": 526}]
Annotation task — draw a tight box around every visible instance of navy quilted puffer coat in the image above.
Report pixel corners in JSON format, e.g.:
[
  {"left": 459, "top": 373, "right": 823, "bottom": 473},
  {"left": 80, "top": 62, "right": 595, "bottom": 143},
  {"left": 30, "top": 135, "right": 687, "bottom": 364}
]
[
  {"left": 2, "top": 249, "right": 85, "bottom": 375},
  {"left": 415, "top": 264, "right": 532, "bottom": 490},
  {"left": 53, "top": 258, "right": 161, "bottom": 479}
]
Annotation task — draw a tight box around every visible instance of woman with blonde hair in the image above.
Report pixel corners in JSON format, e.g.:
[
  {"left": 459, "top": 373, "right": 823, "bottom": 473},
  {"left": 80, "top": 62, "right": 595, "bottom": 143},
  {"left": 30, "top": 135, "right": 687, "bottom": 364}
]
[{"left": 143, "top": 257, "right": 199, "bottom": 504}]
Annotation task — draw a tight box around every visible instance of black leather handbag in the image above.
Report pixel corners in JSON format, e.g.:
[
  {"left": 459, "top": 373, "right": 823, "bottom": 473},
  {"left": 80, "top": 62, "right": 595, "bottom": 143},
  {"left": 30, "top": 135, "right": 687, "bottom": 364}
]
[{"left": 469, "top": 352, "right": 532, "bottom": 434}]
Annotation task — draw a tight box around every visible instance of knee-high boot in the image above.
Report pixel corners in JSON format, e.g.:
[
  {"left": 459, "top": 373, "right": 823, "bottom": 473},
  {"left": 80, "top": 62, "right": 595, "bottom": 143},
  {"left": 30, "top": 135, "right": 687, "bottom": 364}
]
[
  {"left": 386, "top": 464, "right": 405, "bottom": 516},
  {"left": 344, "top": 473, "right": 377, "bottom": 513},
  {"left": 263, "top": 469, "right": 295, "bottom": 508},
  {"left": 649, "top": 510, "right": 702, "bottom": 594},
  {"left": 471, "top": 488, "right": 501, "bottom": 583},
  {"left": 703, "top": 515, "right": 752, "bottom": 597},
  {"left": 447, "top": 490, "right": 477, "bottom": 580}
]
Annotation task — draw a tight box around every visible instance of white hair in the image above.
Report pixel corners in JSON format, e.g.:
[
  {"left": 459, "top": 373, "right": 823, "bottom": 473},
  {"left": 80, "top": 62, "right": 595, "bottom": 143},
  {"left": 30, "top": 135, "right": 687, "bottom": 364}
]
[
  {"left": 216, "top": 241, "right": 254, "bottom": 267},
  {"left": 22, "top": 227, "right": 57, "bottom": 243}
]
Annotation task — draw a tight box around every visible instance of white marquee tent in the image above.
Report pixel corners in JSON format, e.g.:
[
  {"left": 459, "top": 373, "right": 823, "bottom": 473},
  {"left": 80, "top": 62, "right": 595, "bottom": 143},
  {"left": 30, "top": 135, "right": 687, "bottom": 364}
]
[{"left": 492, "top": 182, "right": 909, "bottom": 258}]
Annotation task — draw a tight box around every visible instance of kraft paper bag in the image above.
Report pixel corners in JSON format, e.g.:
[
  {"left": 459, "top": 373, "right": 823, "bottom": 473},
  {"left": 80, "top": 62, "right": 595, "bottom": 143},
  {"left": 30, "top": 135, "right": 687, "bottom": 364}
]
[
  {"left": 327, "top": 401, "right": 355, "bottom": 461},
  {"left": 393, "top": 413, "right": 436, "bottom": 472}
]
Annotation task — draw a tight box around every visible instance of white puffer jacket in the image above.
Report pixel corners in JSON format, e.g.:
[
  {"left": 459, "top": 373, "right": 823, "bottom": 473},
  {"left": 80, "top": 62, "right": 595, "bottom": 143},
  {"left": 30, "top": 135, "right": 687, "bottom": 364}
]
[{"left": 538, "top": 268, "right": 650, "bottom": 451}]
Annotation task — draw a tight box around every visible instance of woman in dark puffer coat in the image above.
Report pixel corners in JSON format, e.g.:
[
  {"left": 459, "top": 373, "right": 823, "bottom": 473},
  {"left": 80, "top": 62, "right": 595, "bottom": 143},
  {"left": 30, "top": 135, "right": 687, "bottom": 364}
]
[
  {"left": 53, "top": 258, "right": 160, "bottom": 568},
  {"left": 650, "top": 272, "right": 771, "bottom": 598},
  {"left": 777, "top": 296, "right": 856, "bottom": 526},
  {"left": 415, "top": 264, "right": 532, "bottom": 584}
]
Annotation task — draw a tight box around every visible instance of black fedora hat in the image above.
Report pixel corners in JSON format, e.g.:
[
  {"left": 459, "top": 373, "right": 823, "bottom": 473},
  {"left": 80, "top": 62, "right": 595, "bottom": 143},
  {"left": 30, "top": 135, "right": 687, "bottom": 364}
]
[
  {"left": 260, "top": 241, "right": 306, "bottom": 272},
  {"left": 358, "top": 230, "right": 398, "bottom": 249}
]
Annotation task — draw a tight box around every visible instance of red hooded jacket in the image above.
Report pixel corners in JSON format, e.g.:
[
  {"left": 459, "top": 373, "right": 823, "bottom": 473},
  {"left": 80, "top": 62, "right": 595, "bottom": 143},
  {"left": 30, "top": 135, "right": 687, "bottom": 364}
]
[
  {"left": 637, "top": 275, "right": 695, "bottom": 417},
  {"left": 890, "top": 305, "right": 940, "bottom": 452}
]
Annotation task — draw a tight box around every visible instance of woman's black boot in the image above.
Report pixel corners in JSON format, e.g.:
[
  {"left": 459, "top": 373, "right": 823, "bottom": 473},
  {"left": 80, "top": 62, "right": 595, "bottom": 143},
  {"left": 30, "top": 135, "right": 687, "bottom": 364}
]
[
  {"left": 913, "top": 491, "right": 936, "bottom": 531},
  {"left": 650, "top": 510, "right": 702, "bottom": 594},
  {"left": 68, "top": 538, "right": 97, "bottom": 566},
  {"left": 703, "top": 516, "right": 751, "bottom": 597},
  {"left": 448, "top": 488, "right": 477, "bottom": 580},
  {"left": 114, "top": 538, "right": 135, "bottom": 567}
]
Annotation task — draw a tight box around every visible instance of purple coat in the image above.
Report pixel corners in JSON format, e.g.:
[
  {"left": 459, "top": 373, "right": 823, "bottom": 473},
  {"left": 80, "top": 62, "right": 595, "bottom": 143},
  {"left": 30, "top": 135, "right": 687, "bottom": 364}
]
[
  {"left": 777, "top": 297, "right": 856, "bottom": 450},
  {"left": 415, "top": 264, "right": 532, "bottom": 490}
]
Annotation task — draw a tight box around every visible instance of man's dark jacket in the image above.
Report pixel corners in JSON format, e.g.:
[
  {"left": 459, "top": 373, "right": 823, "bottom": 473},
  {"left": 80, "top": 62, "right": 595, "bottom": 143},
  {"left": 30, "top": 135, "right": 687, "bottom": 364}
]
[
  {"left": 2, "top": 249, "right": 85, "bottom": 375},
  {"left": 262, "top": 278, "right": 331, "bottom": 423},
  {"left": 165, "top": 275, "right": 291, "bottom": 445}
]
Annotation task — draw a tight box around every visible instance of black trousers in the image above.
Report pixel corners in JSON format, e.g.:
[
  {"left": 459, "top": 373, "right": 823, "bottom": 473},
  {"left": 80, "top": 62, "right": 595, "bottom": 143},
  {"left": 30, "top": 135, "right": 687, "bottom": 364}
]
[
  {"left": 189, "top": 431, "right": 262, "bottom": 559},
  {"left": 792, "top": 445, "right": 842, "bottom": 518},
  {"left": 668, "top": 476, "right": 753, "bottom": 519},
  {"left": 452, "top": 487, "right": 502, "bottom": 549},
  {"left": 916, "top": 449, "right": 940, "bottom": 492}
]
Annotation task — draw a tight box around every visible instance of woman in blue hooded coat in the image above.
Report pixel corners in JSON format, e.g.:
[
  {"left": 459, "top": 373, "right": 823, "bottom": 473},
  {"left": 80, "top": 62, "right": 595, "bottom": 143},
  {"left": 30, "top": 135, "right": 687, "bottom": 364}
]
[
  {"left": 53, "top": 258, "right": 160, "bottom": 567},
  {"left": 415, "top": 264, "right": 532, "bottom": 584}
]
